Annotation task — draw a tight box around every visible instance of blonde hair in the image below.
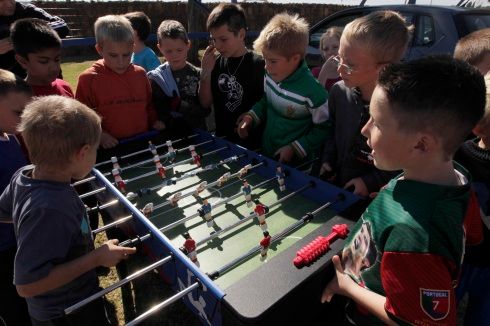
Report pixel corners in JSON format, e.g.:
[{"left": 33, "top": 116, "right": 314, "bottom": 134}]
[
  {"left": 0, "top": 69, "right": 31, "bottom": 98},
  {"left": 254, "top": 12, "right": 309, "bottom": 58},
  {"left": 157, "top": 20, "right": 189, "bottom": 44},
  {"left": 454, "top": 28, "right": 490, "bottom": 66},
  {"left": 342, "top": 10, "right": 413, "bottom": 63},
  {"left": 19, "top": 96, "right": 101, "bottom": 167},
  {"left": 319, "top": 26, "right": 343, "bottom": 49},
  {"left": 94, "top": 15, "right": 134, "bottom": 46}
]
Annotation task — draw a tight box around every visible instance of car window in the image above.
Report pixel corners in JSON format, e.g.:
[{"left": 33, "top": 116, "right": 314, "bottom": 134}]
[
  {"left": 459, "top": 14, "right": 490, "bottom": 35},
  {"left": 413, "top": 15, "right": 435, "bottom": 46}
]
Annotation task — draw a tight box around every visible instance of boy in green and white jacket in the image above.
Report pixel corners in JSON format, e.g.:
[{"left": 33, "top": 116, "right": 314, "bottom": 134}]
[{"left": 237, "top": 13, "right": 329, "bottom": 165}]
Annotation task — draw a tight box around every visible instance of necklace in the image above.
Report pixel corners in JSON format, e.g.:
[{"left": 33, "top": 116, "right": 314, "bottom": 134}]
[{"left": 227, "top": 53, "right": 246, "bottom": 76}]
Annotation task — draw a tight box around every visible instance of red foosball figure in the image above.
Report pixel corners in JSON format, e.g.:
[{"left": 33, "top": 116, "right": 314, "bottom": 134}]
[
  {"left": 293, "top": 224, "right": 349, "bottom": 268},
  {"left": 254, "top": 200, "right": 269, "bottom": 232},
  {"left": 189, "top": 145, "right": 201, "bottom": 167},
  {"left": 112, "top": 168, "right": 126, "bottom": 193},
  {"left": 153, "top": 155, "right": 166, "bottom": 179},
  {"left": 111, "top": 156, "right": 121, "bottom": 171},
  {"left": 193, "top": 181, "right": 207, "bottom": 197},
  {"left": 260, "top": 231, "right": 271, "bottom": 258},
  {"left": 238, "top": 164, "right": 252, "bottom": 179},
  {"left": 181, "top": 232, "right": 199, "bottom": 266},
  {"left": 217, "top": 172, "right": 231, "bottom": 187},
  {"left": 170, "top": 192, "right": 182, "bottom": 207}
]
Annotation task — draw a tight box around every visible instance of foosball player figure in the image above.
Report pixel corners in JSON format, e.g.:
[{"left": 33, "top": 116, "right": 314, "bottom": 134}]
[
  {"left": 153, "top": 155, "right": 166, "bottom": 179},
  {"left": 238, "top": 164, "right": 252, "bottom": 179},
  {"left": 149, "top": 141, "right": 158, "bottom": 156},
  {"left": 189, "top": 145, "right": 201, "bottom": 167},
  {"left": 193, "top": 181, "right": 208, "bottom": 197},
  {"left": 218, "top": 172, "right": 231, "bottom": 187},
  {"left": 254, "top": 199, "right": 269, "bottom": 231},
  {"left": 111, "top": 156, "right": 121, "bottom": 171},
  {"left": 181, "top": 232, "right": 199, "bottom": 266},
  {"left": 198, "top": 199, "right": 214, "bottom": 227},
  {"left": 170, "top": 191, "right": 182, "bottom": 207},
  {"left": 166, "top": 140, "right": 176, "bottom": 162},
  {"left": 112, "top": 168, "right": 126, "bottom": 193},
  {"left": 276, "top": 165, "right": 286, "bottom": 192},
  {"left": 141, "top": 202, "right": 154, "bottom": 218},
  {"left": 242, "top": 179, "right": 252, "bottom": 207},
  {"left": 260, "top": 231, "right": 272, "bottom": 259}
]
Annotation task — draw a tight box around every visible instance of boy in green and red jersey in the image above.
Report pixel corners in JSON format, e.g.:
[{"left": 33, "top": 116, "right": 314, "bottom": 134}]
[{"left": 321, "top": 56, "right": 486, "bottom": 325}]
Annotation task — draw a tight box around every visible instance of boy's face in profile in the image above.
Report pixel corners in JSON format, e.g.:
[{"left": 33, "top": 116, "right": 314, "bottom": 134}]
[
  {"left": 262, "top": 49, "right": 300, "bottom": 83},
  {"left": 158, "top": 37, "right": 189, "bottom": 71},
  {"left": 96, "top": 40, "right": 134, "bottom": 74},
  {"left": 337, "top": 37, "right": 382, "bottom": 89},
  {"left": 0, "top": 91, "right": 30, "bottom": 134},
  {"left": 16, "top": 48, "right": 61, "bottom": 86},
  {"left": 361, "top": 86, "right": 414, "bottom": 171},
  {"left": 209, "top": 25, "right": 245, "bottom": 58}
]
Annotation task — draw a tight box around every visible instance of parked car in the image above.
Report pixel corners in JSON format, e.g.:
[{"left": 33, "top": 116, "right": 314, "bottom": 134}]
[{"left": 307, "top": 5, "right": 490, "bottom": 67}]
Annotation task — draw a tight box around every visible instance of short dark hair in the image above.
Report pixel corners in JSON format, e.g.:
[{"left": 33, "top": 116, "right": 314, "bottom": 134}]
[
  {"left": 10, "top": 18, "right": 61, "bottom": 58},
  {"left": 206, "top": 3, "right": 247, "bottom": 35},
  {"left": 0, "top": 69, "right": 31, "bottom": 98},
  {"left": 124, "top": 11, "right": 151, "bottom": 42},
  {"left": 377, "top": 55, "right": 486, "bottom": 158}
]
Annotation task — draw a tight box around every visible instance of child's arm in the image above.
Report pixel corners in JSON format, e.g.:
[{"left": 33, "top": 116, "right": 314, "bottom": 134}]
[
  {"left": 199, "top": 45, "right": 217, "bottom": 109},
  {"left": 237, "top": 95, "right": 268, "bottom": 139},
  {"left": 17, "top": 239, "right": 136, "bottom": 298},
  {"left": 322, "top": 256, "right": 397, "bottom": 326}
]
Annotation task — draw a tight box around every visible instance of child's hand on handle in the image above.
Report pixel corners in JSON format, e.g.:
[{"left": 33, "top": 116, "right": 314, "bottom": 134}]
[
  {"left": 344, "top": 177, "right": 368, "bottom": 197},
  {"left": 201, "top": 45, "right": 217, "bottom": 80},
  {"left": 152, "top": 120, "right": 166, "bottom": 131},
  {"left": 100, "top": 131, "right": 119, "bottom": 149},
  {"left": 236, "top": 114, "right": 253, "bottom": 139},
  {"left": 274, "top": 145, "right": 294, "bottom": 163},
  {"left": 321, "top": 255, "right": 356, "bottom": 303},
  {"left": 0, "top": 37, "right": 13, "bottom": 54},
  {"left": 95, "top": 239, "right": 136, "bottom": 267}
]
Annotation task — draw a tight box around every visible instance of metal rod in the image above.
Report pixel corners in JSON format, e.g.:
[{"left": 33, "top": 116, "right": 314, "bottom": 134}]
[
  {"left": 125, "top": 282, "right": 200, "bottom": 326},
  {"left": 92, "top": 214, "right": 133, "bottom": 235},
  {"left": 208, "top": 195, "right": 344, "bottom": 279},
  {"left": 64, "top": 256, "right": 172, "bottom": 315},
  {"left": 94, "top": 134, "right": 197, "bottom": 168},
  {"left": 196, "top": 182, "right": 313, "bottom": 247},
  {"left": 79, "top": 186, "right": 106, "bottom": 199}
]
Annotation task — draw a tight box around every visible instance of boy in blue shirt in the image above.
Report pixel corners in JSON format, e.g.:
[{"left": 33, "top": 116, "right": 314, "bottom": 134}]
[
  {"left": 0, "top": 95, "right": 136, "bottom": 325},
  {"left": 124, "top": 11, "right": 160, "bottom": 72}
]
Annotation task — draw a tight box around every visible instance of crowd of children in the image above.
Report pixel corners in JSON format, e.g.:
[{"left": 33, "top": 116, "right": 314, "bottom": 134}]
[{"left": 0, "top": 3, "right": 489, "bottom": 325}]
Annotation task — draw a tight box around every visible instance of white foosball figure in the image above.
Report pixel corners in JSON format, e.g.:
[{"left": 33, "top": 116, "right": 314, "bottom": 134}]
[
  {"left": 276, "top": 166, "right": 286, "bottom": 192},
  {"left": 167, "top": 140, "right": 176, "bottom": 162},
  {"left": 141, "top": 202, "right": 154, "bottom": 218},
  {"left": 111, "top": 156, "right": 121, "bottom": 171},
  {"left": 148, "top": 141, "right": 158, "bottom": 156},
  {"left": 238, "top": 164, "right": 252, "bottom": 179},
  {"left": 170, "top": 192, "right": 182, "bottom": 206},
  {"left": 193, "top": 181, "right": 208, "bottom": 197},
  {"left": 217, "top": 172, "right": 231, "bottom": 187},
  {"left": 198, "top": 199, "right": 213, "bottom": 227},
  {"left": 242, "top": 179, "right": 252, "bottom": 207}
]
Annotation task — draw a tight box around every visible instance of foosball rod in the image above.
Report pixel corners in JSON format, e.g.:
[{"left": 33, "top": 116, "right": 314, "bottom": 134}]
[
  {"left": 119, "top": 176, "right": 277, "bottom": 247},
  {"left": 79, "top": 144, "right": 226, "bottom": 201},
  {"left": 90, "top": 154, "right": 246, "bottom": 234},
  {"left": 73, "top": 138, "right": 214, "bottom": 187},
  {"left": 64, "top": 255, "right": 173, "bottom": 315},
  {"left": 150, "top": 160, "right": 265, "bottom": 212},
  {"left": 196, "top": 182, "right": 314, "bottom": 247},
  {"left": 125, "top": 281, "right": 201, "bottom": 326},
  {"left": 207, "top": 194, "right": 346, "bottom": 280},
  {"left": 94, "top": 134, "right": 198, "bottom": 168}
]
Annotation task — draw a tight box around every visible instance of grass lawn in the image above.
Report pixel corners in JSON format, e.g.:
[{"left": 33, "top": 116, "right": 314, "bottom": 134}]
[{"left": 61, "top": 56, "right": 97, "bottom": 90}]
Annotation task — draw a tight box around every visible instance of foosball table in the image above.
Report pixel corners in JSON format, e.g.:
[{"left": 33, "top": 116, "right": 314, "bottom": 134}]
[{"left": 68, "top": 130, "right": 359, "bottom": 325}]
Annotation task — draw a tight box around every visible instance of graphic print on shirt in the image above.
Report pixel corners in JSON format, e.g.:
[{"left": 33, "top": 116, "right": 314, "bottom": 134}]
[
  {"left": 342, "top": 220, "right": 378, "bottom": 283},
  {"left": 217, "top": 73, "right": 243, "bottom": 112}
]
